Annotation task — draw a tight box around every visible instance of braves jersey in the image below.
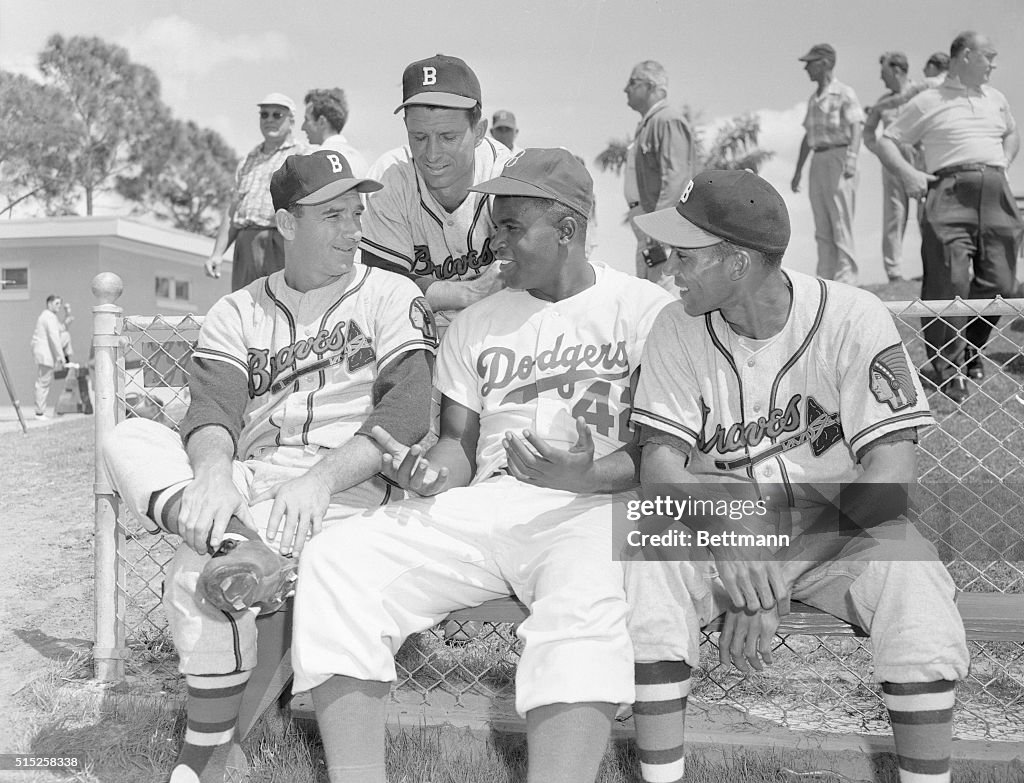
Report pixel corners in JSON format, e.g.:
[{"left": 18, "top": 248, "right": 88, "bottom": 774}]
[
  {"left": 632, "top": 270, "right": 933, "bottom": 496},
  {"left": 359, "top": 137, "right": 511, "bottom": 326},
  {"left": 193, "top": 265, "right": 438, "bottom": 460},
  {"left": 436, "top": 262, "right": 674, "bottom": 483}
]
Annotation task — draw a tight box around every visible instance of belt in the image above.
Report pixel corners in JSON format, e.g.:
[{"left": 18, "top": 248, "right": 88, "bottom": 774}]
[
  {"left": 627, "top": 201, "right": 640, "bottom": 209},
  {"left": 812, "top": 142, "right": 848, "bottom": 152},
  {"left": 932, "top": 163, "right": 1003, "bottom": 179},
  {"left": 235, "top": 224, "right": 277, "bottom": 231}
]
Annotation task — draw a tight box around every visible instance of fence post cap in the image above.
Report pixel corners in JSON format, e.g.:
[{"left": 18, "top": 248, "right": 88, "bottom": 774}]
[{"left": 92, "top": 273, "right": 123, "bottom": 305}]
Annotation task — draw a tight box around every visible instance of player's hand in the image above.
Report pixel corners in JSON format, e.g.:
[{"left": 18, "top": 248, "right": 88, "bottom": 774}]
[
  {"left": 369, "top": 425, "right": 451, "bottom": 496},
  {"left": 900, "top": 169, "right": 936, "bottom": 200},
  {"left": 177, "top": 466, "right": 255, "bottom": 556},
  {"left": 205, "top": 255, "right": 222, "bottom": 279},
  {"left": 790, "top": 171, "right": 802, "bottom": 193},
  {"left": 712, "top": 547, "right": 790, "bottom": 613},
  {"left": 263, "top": 472, "right": 332, "bottom": 557},
  {"left": 464, "top": 260, "right": 506, "bottom": 303},
  {"left": 718, "top": 606, "right": 781, "bottom": 673},
  {"left": 502, "top": 417, "right": 596, "bottom": 493}
]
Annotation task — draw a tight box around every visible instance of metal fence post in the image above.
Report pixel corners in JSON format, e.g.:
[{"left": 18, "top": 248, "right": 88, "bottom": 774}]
[{"left": 92, "top": 272, "right": 126, "bottom": 681}]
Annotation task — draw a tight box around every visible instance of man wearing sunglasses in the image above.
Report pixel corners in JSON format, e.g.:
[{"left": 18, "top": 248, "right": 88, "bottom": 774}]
[{"left": 206, "top": 92, "right": 311, "bottom": 291}]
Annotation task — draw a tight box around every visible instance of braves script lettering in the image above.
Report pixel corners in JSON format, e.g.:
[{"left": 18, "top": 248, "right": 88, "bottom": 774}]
[
  {"left": 248, "top": 322, "right": 347, "bottom": 397},
  {"left": 412, "top": 237, "right": 496, "bottom": 280},
  {"left": 697, "top": 394, "right": 803, "bottom": 455}
]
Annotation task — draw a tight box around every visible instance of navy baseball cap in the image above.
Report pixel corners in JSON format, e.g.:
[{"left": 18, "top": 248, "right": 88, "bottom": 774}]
[
  {"left": 492, "top": 110, "right": 517, "bottom": 129},
  {"left": 395, "top": 54, "right": 481, "bottom": 114},
  {"left": 271, "top": 150, "right": 382, "bottom": 211},
  {"left": 634, "top": 170, "right": 790, "bottom": 256},
  {"left": 469, "top": 148, "right": 594, "bottom": 218}
]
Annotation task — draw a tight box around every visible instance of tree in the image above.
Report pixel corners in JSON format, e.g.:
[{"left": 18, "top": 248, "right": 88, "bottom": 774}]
[
  {"left": 118, "top": 119, "right": 238, "bottom": 236},
  {"left": 0, "top": 71, "right": 78, "bottom": 217},
  {"left": 38, "top": 34, "right": 170, "bottom": 215},
  {"left": 595, "top": 108, "right": 773, "bottom": 180}
]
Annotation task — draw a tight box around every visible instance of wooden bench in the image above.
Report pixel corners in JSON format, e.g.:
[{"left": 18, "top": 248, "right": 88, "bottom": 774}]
[{"left": 91, "top": 272, "right": 1024, "bottom": 761}]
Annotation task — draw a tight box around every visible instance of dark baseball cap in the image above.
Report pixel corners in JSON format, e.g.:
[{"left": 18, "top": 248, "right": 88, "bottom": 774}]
[
  {"left": 394, "top": 54, "right": 481, "bottom": 114},
  {"left": 492, "top": 110, "right": 517, "bottom": 129},
  {"left": 633, "top": 170, "right": 790, "bottom": 256},
  {"left": 469, "top": 148, "right": 594, "bottom": 218},
  {"left": 270, "top": 150, "right": 382, "bottom": 211},
  {"left": 798, "top": 43, "right": 836, "bottom": 64}
]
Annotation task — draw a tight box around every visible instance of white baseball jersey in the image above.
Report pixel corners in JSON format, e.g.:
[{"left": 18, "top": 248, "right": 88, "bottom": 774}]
[
  {"left": 632, "top": 270, "right": 933, "bottom": 492},
  {"left": 437, "top": 262, "right": 675, "bottom": 483},
  {"left": 194, "top": 265, "right": 438, "bottom": 461},
  {"left": 359, "top": 137, "right": 511, "bottom": 325}
]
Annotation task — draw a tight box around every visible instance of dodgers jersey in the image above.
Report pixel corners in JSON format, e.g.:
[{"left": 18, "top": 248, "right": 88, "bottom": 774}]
[
  {"left": 632, "top": 270, "right": 933, "bottom": 496},
  {"left": 193, "top": 265, "right": 438, "bottom": 460},
  {"left": 358, "top": 137, "right": 511, "bottom": 326},
  {"left": 436, "top": 262, "right": 675, "bottom": 483}
]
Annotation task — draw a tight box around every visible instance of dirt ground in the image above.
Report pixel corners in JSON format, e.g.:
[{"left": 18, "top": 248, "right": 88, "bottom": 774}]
[{"left": 0, "top": 416, "right": 96, "bottom": 755}]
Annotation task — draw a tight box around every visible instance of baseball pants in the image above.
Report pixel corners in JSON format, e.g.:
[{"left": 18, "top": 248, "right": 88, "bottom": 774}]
[
  {"left": 625, "top": 518, "right": 969, "bottom": 683},
  {"left": 232, "top": 226, "right": 285, "bottom": 292},
  {"left": 34, "top": 363, "right": 55, "bottom": 415},
  {"left": 292, "top": 475, "right": 636, "bottom": 716},
  {"left": 102, "top": 417, "right": 396, "bottom": 674},
  {"left": 920, "top": 167, "right": 1023, "bottom": 378},
  {"left": 809, "top": 147, "right": 859, "bottom": 285}
]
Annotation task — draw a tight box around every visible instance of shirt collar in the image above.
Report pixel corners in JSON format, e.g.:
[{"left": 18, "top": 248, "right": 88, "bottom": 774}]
[
  {"left": 942, "top": 74, "right": 986, "bottom": 96},
  {"left": 641, "top": 98, "right": 668, "bottom": 123}
]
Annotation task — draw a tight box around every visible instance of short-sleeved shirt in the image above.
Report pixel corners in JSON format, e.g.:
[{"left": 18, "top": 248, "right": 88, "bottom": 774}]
[
  {"left": 190, "top": 265, "right": 437, "bottom": 460},
  {"left": 803, "top": 79, "right": 865, "bottom": 148},
  {"left": 436, "top": 262, "right": 674, "bottom": 483},
  {"left": 631, "top": 270, "right": 933, "bottom": 497},
  {"left": 883, "top": 76, "right": 1016, "bottom": 173},
  {"left": 232, "top": 135, "right": 310, "bottom": 228}
]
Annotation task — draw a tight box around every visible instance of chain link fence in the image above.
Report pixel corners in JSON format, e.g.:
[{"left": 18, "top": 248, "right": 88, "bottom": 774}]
[{"left": 93, "top": 293, "right": 1023, "bottom": 744}]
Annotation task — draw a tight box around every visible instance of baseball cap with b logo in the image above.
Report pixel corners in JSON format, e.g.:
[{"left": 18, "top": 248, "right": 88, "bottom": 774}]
[
  {"left": 270, "top": 150, "right": 382, "bottom": 211},
  {"left": 634, "top": 170, "right": 791, "bottom": 256},
  {"left": 469, "top": 148, "right": 594, "bottom": 218},
  {"left": 394, "top": 54, "right": 482, "bottom": 114}
]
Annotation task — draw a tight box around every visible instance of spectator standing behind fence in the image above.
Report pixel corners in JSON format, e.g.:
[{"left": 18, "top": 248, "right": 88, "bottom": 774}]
[
  {"left": 205, "top": 92, "right": 310, "bottom": 291},
  {"left": 489, "top": 109, "right": 524, "bottom": 154},
  {"left": 624, "top": 60, "right": 695, "bottom": 289},
  {"left": 628, "top": 170, "right": 969, "bottom": 783},
  {"left": 864, "top": 52, "right": 918, "bottom": 283},
  {"left": 877, "top": 31, "right": 1023, "bottom": 404},
  {"left": 791, "top": 43, "right": 865, "bottom": 286},
  {"left": 30, "top": 294, "right": 64, "bottom": 419},
  {"left": 102, "top": 151, "right": 436, "bottom": 783},
  {"left": 302, "top": 88, "right": 369, "bottom": 177}
]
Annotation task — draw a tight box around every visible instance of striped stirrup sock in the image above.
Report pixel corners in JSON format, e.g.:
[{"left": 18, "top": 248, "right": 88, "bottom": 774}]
[
  {"left": 169, "top": 671, "right": 251, "bottom": 783},
  {"left": 634, "top": 661, "right": 691, "bottom": 783},
  {"left": 882, "top": 680, "right": 956, "bottom": 783}
]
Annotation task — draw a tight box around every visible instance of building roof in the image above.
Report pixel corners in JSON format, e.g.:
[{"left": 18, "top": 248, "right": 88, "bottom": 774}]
[{"left": 0, "top": 216, "right": 214, "bottom": 256}]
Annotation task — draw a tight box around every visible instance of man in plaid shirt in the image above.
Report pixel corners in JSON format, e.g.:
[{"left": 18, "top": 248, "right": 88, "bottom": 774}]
[
  {"left": 206, "top": 92, "right": 311, "bottom": 291},
  {"left": 790, "top": 44, "right": 865, "bottom": 286}
]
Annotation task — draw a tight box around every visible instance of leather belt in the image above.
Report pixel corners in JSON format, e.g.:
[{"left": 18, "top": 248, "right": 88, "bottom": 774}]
[
  {"left": 932, "top": 163, "right": 1003, "bottom": 179},
  {"left": 812, "top": 142, "right": 849, "bottom": 152},
  {"left": 627, "top": 201, "right": 640, "bottom": 209}
]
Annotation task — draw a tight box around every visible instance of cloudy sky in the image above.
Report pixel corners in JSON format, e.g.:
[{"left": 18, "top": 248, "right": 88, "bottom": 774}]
[{"left": 2, "top": 0, "right": 1023, "bottom": 284}]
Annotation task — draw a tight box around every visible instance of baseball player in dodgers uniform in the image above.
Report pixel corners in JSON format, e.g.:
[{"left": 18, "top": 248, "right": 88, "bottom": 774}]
[
  {"left": 624, "top": 171, "right": 968, "bottom": 783},
  {"left": 358, "top": 53, "right": 511, "bottom": 334},
  {"left": 102, "top": 151, "right": 437, "bottom": 783},
  {"left": 291, "top": 149, "right": 674, "bottom": 783}
]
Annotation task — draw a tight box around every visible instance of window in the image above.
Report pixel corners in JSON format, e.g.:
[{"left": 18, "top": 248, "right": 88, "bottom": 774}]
[
  {"left": 0, "top": 266, "right": 29, "bottom": 301},
  {"left": 155, "top": 274, "right": 193, "bottom": 308}
]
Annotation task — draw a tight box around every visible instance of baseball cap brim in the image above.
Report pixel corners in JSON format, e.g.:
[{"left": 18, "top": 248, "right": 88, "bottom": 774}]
[
  {"left": 394, "top": 92, "right": 478, "bottom": 113},
  {"left": 295, "top": 177, "right": 383, "bottom": 206},
  {"left": 633, "top": 207, "right": 723, "bottom": 249},
  {"left": 469, "top": 176, "right": 581, "bottom": 213}
]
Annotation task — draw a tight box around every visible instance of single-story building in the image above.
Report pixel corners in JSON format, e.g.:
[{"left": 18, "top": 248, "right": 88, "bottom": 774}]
[{"left": 0, "top": 216, "right": 231, "bottom": 408}]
